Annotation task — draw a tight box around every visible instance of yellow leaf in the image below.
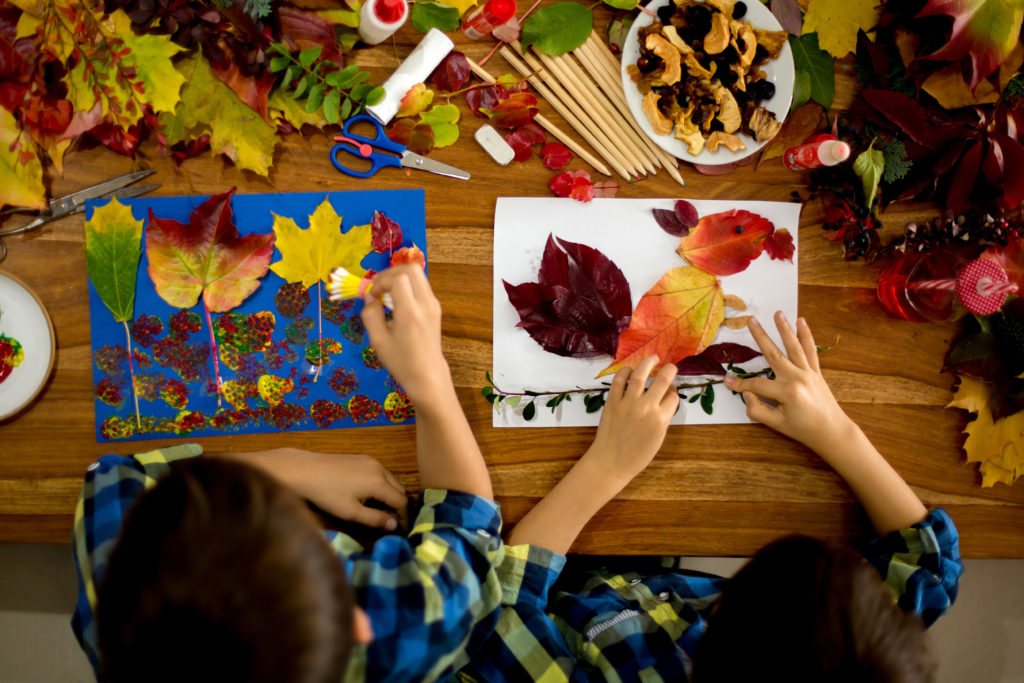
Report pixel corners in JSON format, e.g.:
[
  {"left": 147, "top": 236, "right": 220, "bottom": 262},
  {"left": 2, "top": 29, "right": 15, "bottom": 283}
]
[
  {"left": 802, "top": 0, "right": 880, "bottom": 59},
  {"left": 103, "top": 10, "right": 186, "bottom": 115},
  {"left": 160, "top": 55, "right": 278, "bottom": 177},
  {"left": 894, "top": 29, "right": 919, "bottom": 69},
  {"left": 947, "top": 376, "right": 1024, "bottom": 487},
  {"left": 268, "top": 90, "right": 329, "bottom": 131},
  {"left": 436, "top": 0, "right": 478, "bottom": 16},
  {"left": 999, "top": 41, "right": 1024, "bottom": 91},
  {"left": 0, "top": 107, "right": 46, "bottom": 210},
  {"left": 269, "top": 197, "right": 372, "bottom": 289},
  {"left": 15, "top": 11, "right": 41, "bottom": 39},
  {"left": 922, "top": 63, "right": 1000, "bottom": 109}
]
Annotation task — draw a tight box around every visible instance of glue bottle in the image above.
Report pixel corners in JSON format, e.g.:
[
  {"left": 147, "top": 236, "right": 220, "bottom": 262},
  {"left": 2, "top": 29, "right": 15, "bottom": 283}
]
[
  {"left": 358, "top": 0, "right": 408, "bottom": 45},
  {"left": 783, "top": 134, "right": 850, "bottom": 170},
  {"left": 462, "top": 0, "right": 516, "bottom": 40}
]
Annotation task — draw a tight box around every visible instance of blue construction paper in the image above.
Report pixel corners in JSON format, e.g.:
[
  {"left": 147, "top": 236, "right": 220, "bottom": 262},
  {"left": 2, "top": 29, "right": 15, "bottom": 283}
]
[{"left": 86, "top": 189, "right": 425, "bottom": 442}]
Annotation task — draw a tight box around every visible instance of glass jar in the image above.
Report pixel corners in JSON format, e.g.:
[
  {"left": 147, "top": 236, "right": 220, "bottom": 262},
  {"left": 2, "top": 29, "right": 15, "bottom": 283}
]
[{"left": 876, "top": 249, "right": 969, "bottom": 322}]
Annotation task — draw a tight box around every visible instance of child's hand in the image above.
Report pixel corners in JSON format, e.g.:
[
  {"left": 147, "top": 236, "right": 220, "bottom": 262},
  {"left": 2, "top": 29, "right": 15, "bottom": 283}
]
[
  {"left": 723, "top": 312, "right": 853, "bottom": 456},
  {"left": 585, "top": 356, "right": 680, "bottom": 486},
  {"left": 361, "top": 264, "right": 450, "bottom": 404}
]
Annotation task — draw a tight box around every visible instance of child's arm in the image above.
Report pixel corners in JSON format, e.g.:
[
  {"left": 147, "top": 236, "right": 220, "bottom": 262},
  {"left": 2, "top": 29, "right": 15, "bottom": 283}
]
[
  {"left": 507, "top": 356, "right": 680, "bottom": 553},
  {"left": 361, "top": 264, "right": 493, "bottom": 500},
  {"left": 723, "top": 312, "right": 928, "bottom": 536}
]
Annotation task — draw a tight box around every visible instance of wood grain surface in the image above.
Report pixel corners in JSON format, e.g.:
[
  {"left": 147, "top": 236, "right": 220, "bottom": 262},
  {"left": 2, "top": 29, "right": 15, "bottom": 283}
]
[{"left": 1, "top": 19, "right": 1022, "bottom": 555}]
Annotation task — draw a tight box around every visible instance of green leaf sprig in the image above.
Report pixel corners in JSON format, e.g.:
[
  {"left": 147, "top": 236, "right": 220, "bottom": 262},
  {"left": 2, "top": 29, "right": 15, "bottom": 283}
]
[{"left": 268, "top": 44, "right": 385, "bottom": 124}]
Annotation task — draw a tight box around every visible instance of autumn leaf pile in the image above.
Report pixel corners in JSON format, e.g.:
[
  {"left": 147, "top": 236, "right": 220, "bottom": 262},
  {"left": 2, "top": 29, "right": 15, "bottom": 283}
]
[{"left": 0, "top": 0, "right": 374, "bottom": 210}]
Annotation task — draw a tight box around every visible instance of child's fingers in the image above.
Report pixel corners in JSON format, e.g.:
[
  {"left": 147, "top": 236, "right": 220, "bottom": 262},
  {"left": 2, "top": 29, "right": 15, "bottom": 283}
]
[
  {"left": 347, "top": 504, "right": 400, "bottom": 531},
  {"left": 774, "top": 311, "right": 808, "bottom": 369},
  {"left": 659, "top": 378, "right": 681, "bottom": 416},
  {"left": 369, "top": 473, "right": 410, "bottom": 513},
  {"left": 645, "top": 362, "right": 677, "bottom": 406},
  {"left": 748, "top": 317, "right": 795, "bottom": 376},
  {"left": 625, "top": 356, "right": 660, "bottom": 400},
  {"left": 742, "top": 391, "right": 781, "bottom": 428},
  {"left": 607, "top": 365, "right": 632, "bottom": 407},
  {"left": 796, "top": 317, "right": 820, "bottom": 372},
  {"left": 361, "top": 295, "right": 389, "bottom": 345},
  {"left": 724, "top": 374, "right": 786, "bottom": 402}
]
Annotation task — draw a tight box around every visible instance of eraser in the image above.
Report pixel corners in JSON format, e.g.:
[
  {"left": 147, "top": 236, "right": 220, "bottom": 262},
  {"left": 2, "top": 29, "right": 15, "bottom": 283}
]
[
  {"left": 474, "top": 124, "right": 515, "bottom": 166},
  {"left": 365, "top": 28, "right": 454, "bottom": 125}
]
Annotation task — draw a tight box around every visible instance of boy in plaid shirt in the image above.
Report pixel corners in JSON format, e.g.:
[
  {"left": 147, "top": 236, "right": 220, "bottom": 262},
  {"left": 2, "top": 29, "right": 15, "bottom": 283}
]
[
  {"left": 73, "top": 265, "right": 504, "bottom": 683},
  {"left": 458, "top": 312, "right": 963, "bottom": 683}
]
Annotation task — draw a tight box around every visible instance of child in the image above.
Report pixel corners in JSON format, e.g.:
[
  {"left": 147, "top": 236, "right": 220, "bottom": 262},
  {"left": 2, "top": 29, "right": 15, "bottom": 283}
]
[
  {"left": 72, "top": 264, "right": 504, "bottom": 683},
  {"left": 456, "top": 312, "right": 963, "bottom": 683}
]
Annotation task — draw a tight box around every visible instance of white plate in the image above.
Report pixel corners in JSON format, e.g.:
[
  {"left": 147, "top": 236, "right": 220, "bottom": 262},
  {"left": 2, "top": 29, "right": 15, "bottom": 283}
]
[
  {"left": 620, "top": 0, "right": 795, "bottom": 164},
  {"left": 0, "top": 271, "right": 55, "bottom": 420}
]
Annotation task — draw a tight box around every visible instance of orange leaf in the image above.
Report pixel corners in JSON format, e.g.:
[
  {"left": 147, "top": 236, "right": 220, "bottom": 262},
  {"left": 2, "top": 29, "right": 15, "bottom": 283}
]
[
  {"left": 676, "top": 209, "right": 777, "bottom": 275},
  {"left": 597, "top": 267, "right": 724, "bottom": 378}
]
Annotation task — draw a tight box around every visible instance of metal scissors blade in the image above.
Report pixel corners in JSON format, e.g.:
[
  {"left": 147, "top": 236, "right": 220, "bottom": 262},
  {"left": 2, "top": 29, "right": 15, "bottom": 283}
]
[
  {"left": 400, "top": 151, "right": 471, "bottom": 180},
  {"left": 50, "top": 169, "right": 156, "bottom": 218}
]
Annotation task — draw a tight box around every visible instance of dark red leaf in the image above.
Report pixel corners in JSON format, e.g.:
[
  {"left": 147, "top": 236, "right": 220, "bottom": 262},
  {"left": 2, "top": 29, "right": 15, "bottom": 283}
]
[
  {"left": 428, "top": 51, "right": 470, "bottom": 92},
  {"left": 504, "top": 234, "right": 631, "bottom": 358},
  {"left": 992, "top": 133, "right": 1024, "bottom": 210},
  {"left": 674, "top": 200, "right": 699, "bottom": 228},
  {"left": 549, "top": 171, "right": 574, "bottom": 197},
  {"left": 387, "top": 118, "right": 434, "bottom": 155},
  {"left": 675, "top": 355, "right": 728, "bottom": 376},
  {"left": 170, "top": 133, "right": 211, "bottom": 164},
  {"left": 652, "top": 208, "right": 688, "bottom": 236},
  {"left": 675, "top": 342, "right": 761, "bottom": 376},
  {"left": 505, "top": 122, "right": 545, "bottom": 162},
  {"left": 466, "top": 86, "right": 499, "bottom": 117},
  {"left": 568, "top": 171, "right": 594, "bottom": 203},
  {"left": 371, "top": 211, "right": 402, "bottom": 253},
  {"left": 763, "top": 228, "right": 795, "bottom": 261},
  {"left": 945, "top": 139, "right": 983, "bottom": 213},
  {"left": 278, "top": 7, "right": 343, "bottom": 63},
  {"left": 860, "top": 89, "right": 941, "bottom": 147},
  {"left": 482, "top": 91, "right": 539, "bottom": 129},
  {"left": 541, "top": 142, "right": 572, "bottom": 170}
]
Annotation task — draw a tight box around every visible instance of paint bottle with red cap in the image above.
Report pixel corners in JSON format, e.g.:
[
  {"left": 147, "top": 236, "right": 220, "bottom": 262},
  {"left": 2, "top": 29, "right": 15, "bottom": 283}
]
[
  {"left": 783, "top": 134, "right": 851, "bottom": 170},
  {"left": 358, "top": 0, "right": 408, "bottom": 45},
  {"left": 462, "top": 0, "right": 516, "bottom": 40}
]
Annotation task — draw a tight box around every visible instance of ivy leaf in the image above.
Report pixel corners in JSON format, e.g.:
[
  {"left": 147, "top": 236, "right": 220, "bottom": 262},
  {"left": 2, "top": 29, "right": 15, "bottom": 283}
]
[
  {"left": 853, "top": 141, "right": 885, "bottom": 207},
  {"left": 541, "top": 142, "right": 572, "bottom": 170},
  {"left": 763, "top": 228, "right": 795, "bottom": 262},
  {"left": 676, "top": 209, "right": 780, "bottom": 275},
  {"left": 521, "top": 2, "right": 594, "bottom": 56},
  {"left": 84, "top": 198, "right": 143, "bottom": 323},
  {"left": 481, "top": 92, "right": 539, "bottom": 128},
  {"left": 505, "top": 122, "right": 546, "bottom": 161},
  {"left": 371, "top": 211, "right": 403, "bottom": 253},
  {"left": 419, "top": 104, "right": 460, "bottom": 147},
  {"left": 429, "top": 51, "right": 471, "bottom": 92},
  {"left": 411, "top": 1, "right": 461, "bottom": 32},
  {"left": 549, "top": 170, "right": 594, "bottom": 202},
  {"left": 801, "top": 0, "right": 880, "bottom": 59},
  {"left": 397, "top": 83, "right": 434, "bottom": 118},
  {"left": 269, "top": 196, "right": 371, "bottom": 288},
  {"left": 387, "top": 118, "right": 435, "bottom": 155},
  {"left": 160, "top": 55, "right": 278, "bottom": 177},
  {"left": 0, "top": 107, "right": 45, "bottom": 210},
  {"left": 598, "top": 267, "right": 724, "bottom": 378},
  {"left": 788, "top": 33, "right": 835, "bottom": 109},
  {"left": 917, "top": 0, "right": 1024, "bottom": 90},
  {"left": 504, "top": 233, "right": 632, "bottom": 358},
  {"left": 146, "top": 190, "right": 275, "bottom": 313}
]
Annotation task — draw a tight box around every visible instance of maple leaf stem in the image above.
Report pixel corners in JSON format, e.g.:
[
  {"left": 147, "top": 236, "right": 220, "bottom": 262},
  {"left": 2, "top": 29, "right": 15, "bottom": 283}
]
[
  {"left": 203, "top": 299, "right": 223, "bottom": 407},
  {"left": 487, "top": 367, "right": 773, "bottom": 398},
  {"left": 123, "top": 321, "right": 141, "bottom": 428},
  {"left": 314, "top": 281, "right": 322, "bottom": 383}
]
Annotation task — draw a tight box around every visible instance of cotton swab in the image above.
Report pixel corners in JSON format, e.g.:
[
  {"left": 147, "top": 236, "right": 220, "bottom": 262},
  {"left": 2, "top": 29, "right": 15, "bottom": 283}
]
[{"left": 328, "top": 267, "right": 395, "bottom": 309}]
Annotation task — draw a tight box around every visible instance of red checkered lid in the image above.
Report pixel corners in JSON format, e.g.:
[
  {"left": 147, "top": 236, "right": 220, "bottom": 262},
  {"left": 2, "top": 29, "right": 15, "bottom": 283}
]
[{"left": 954, "top": 258, "right": 1016, "bottom": 315}]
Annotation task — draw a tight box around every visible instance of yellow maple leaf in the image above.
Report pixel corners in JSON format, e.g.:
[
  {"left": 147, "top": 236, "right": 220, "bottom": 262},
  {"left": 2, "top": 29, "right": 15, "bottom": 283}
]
[
  {"left": 802, "top": 0, "right": 880, "bottom": 59},
  {"left": 269, "top": 197, "right": 372, "bottom": 289},
  {"left": 104, "top": 11, "right": 186, "bottom": 115},
  {"left": 922, "top": 63, "right": 1000, "bottom": 109},
  {"left": 946, "top": 376, "right": 1024, "bottom": 487},
  {"left": 436, "top": 0, "right": 478, "bottom": 16},
  {"left": 0, "top": 108, "right": 45, "bottom": 210}
]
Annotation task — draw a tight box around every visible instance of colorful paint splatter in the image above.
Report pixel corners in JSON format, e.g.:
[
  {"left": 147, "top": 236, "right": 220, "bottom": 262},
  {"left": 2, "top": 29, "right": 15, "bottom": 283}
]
[
  {"left": 0, "top": 309, "right": 25, "bottom": 385},
  {"left": 86, "top": 190, "right": 425, "bottom": 441}
]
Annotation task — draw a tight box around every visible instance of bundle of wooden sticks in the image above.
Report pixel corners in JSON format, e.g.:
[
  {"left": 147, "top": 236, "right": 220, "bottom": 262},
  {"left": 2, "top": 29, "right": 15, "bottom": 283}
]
[{"left": 468, "top": 33, "right": 686, "bottom": 187}]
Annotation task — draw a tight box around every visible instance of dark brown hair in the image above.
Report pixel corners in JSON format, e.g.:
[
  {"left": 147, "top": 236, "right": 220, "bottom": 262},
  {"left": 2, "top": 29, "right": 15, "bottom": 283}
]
[
  {"left": 694, "top": 535, "right": 936, "bottom": 683},
  {"left": 97, "top": 457, "right": 355, "bottom": 683}
]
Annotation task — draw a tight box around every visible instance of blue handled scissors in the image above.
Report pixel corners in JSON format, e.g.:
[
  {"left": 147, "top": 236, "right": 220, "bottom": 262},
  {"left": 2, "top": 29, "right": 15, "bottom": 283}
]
[{"left": 330, "top": 114, "right": 470, "bottom": 180}]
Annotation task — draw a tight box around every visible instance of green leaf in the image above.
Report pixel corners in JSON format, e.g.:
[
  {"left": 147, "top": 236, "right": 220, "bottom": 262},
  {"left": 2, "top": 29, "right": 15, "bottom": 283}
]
[
  {"left": 523, "top": 400, "right": 537, "bottom": 420},
  {"left": 791, "top": 69, "right": 811, "bottom": 113},
  {"left": 299, "top": 45, "right": 323, "bottom": 67},
  {"left": 485, "top": 370, "right": 494, "bottom": 385},
  {"left": 269, "top": 55, "right": 290, "bottom": 73},
  {"left": 524, "top": 390, "right": 541, "bottom": 396},
  {"left": 410, "top": 1, "right": 461, "bottom": 32},
  {"left": 84, "top": 198, "right": 143, "bottom": 323},
  {"left": 688, "top": 392, "right": 700, "bottom": 403},
  {"left": 853, "top": 140, "right": 885, "bottom": 207},
  {"left": 306, "top": 84, "right": 326, "bottom": 112},
  {"left": 294, "top": 74, "right": 312, "bottom": 98},
  {"left": 481, "top": 385, "right": 493, "bottom": 397},
  {"left": 341, "top": 96, "right": 353, "bottom": 119},
  {"left": 788, "top": 33, "right": 834, "bottom": 109},
  {"left": 601, "top": 0, "right": 637, "bottom": 9},
  {"left": 284, "top": 64, "right": 301, "bottom": 86},
  {"left": 505, "top": 395, "right": 522, "bottom": 407},
  {"left": 326, "top": 65, "right": 359, "bottom": 87},
  {"left": 323, "top": 89, "right": 341, "bottom": 123},
  {"left": 584, "top": 392, "right": 606, "bottom": 413},
  {"left": 700, "top": 384, "right": 714, "bottom": 415},
  {"left": 419, "top": 103, "right": 460, "bottom": 147},
  {"left": 365, "top": 86, "right": 386, "bottom": 106},
  {"left": 879, "top": 138, "right": 911, "bottom": 183},
  {"left": 351, "top": 83, "right": 377, "bottom": 101},
  {"left": 546, "top": 395, "right": 560, "bottom": 408},
  {"left": 522, "top": 2, "right": 594, "bottom": 55}
]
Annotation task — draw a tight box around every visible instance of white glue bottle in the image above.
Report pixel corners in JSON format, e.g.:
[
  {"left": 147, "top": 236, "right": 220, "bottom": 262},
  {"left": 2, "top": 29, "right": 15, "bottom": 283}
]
[
  {"left": 358, "top": 0, "right": 408, "bottom": 45},
  {"left": 365, "top": 29, "right": 454, "bottom": 124}
]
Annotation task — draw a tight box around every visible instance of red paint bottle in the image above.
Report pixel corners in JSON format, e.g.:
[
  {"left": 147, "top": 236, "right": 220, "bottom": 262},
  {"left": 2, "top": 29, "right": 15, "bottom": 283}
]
[
  {"left": 462, "top": 0, "right": 516, "bottom": 40},
  {"left": 783, "top": 136, "right": 850, "bottom": 170}
]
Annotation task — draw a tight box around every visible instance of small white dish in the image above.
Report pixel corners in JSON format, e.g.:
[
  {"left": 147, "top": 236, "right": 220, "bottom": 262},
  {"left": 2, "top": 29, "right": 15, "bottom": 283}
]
[
  {"left": 620, "top": 0, "right": 795, "bottom": 164},
  {"left": 0, "top": 271, "right": 55, "bottom": 420}
]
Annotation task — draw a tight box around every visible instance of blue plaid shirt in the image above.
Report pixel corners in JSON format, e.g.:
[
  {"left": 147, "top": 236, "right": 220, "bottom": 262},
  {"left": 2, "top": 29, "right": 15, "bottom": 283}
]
[
  {"left": 456, "top": 509, "right": 963, "bottom": 682},
  {"left": 71, "top": 445, "right": 505, "bottom": 682}
]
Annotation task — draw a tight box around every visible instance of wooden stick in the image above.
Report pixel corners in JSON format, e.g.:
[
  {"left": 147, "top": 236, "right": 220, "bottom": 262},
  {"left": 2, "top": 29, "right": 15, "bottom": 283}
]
[
  {"left": 466, "top": 57, "right": 613, "bottom": 177},
  {"left": 580, "top": 36, "right": 687, "bottom": 188},
  {"left": 498, "top": 46, "right": 636, "bottom": 181},
  {"left": 574, "top": 42, "right": 686, "bottom": 187},
  {"left": 531, "top": 47, "right": 657, "bottom": 175}
]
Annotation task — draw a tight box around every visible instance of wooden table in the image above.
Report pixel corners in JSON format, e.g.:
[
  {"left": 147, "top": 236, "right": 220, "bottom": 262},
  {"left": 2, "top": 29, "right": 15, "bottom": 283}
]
[{"left": 1, "top": 23, "right": 1022, "bottom": 556}]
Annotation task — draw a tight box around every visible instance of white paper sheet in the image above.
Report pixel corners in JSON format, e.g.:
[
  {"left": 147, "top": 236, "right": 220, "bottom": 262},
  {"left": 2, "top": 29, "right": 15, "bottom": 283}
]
[{"left": 492, "top": 197, "right": 801, "bottom": 427}]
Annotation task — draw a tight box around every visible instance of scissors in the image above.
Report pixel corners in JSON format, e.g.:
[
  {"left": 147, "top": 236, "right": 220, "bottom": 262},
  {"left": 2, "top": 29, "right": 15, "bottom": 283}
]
[
  {"left": 0, "top": 169, "right": 159, "bottom": 263},
  {"left": 330, "top": 114, "right": 471, "bottom": 180}
]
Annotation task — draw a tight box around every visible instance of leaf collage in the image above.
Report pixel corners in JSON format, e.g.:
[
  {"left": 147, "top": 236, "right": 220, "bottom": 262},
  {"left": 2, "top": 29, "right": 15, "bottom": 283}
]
[
  {"left": 85, "top": 190, "right": 424, "bottom": 441},
  {"left": 500, "top": 199, "right": 795, "bottom": 420}
]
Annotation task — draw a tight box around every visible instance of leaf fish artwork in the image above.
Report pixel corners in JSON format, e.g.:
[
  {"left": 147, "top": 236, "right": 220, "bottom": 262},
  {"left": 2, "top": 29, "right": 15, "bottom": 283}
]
[
  {"left": 676, "top": 209, "right": 794, "bottom": 275},
  {"left": 86, "top": 190, "right": 426, "bottom": 442},
  {"left": 0, "top": 309, "right": 24, "bottom": 385}
]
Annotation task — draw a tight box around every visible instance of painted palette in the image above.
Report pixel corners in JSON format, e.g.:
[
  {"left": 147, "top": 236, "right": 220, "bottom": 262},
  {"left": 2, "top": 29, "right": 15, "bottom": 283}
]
[
  {"left": 86, "top": 190, "right": 424, "bottom": 442},
  {"left": 492, "top": 197, "right": 801, "bottom": 428}
]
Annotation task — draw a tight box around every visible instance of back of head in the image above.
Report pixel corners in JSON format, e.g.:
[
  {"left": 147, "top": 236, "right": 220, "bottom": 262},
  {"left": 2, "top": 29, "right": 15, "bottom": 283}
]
[
  {"left": 97, "top": 457, "right": 354, "bottom": 683},
  {"left": 694, "top": 535, "right": 936, "bottom": 683}
]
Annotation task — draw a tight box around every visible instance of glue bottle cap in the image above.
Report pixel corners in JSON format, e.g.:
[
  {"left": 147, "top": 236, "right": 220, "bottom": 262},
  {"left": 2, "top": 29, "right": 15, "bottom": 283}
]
[
  {"left": 488, "top": 0, "right": 517, "bottom": 23},
  {"left": 375, "top": 0, "right": 407, "bottom": 24},
  {"left": 819, "top": 140, "right": 850, "bottom": 166}
]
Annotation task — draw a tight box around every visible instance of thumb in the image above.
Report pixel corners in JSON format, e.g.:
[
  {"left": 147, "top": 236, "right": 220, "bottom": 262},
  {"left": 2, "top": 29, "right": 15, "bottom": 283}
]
[
  {"left": 743, "top": 391, "right": 780, "bottom": 428},
  {"left": 347, "top": 503, "right": 400, "bottom": 531},
  {"left": 361, "top": 295, "right": 388, "bottom": 347}
]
